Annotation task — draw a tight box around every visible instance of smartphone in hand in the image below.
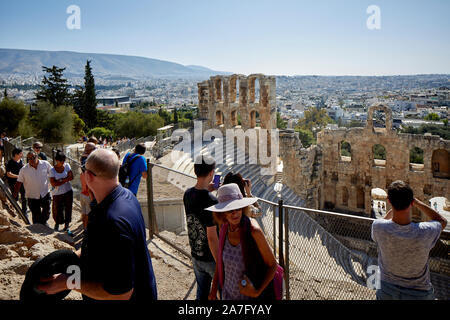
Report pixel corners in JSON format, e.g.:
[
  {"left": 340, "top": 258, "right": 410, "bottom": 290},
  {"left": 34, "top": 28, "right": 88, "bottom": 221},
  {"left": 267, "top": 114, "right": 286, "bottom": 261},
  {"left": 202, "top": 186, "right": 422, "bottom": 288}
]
[{"left": 213, "top": 174, "right": 221, "bottom": 189}]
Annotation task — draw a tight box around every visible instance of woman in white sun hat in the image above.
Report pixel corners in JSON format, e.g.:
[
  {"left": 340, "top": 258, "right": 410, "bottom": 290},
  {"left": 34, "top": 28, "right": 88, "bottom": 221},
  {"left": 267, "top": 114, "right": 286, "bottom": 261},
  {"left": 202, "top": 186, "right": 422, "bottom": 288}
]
[{"left": 206, "top": 183, "right": 281, "bottom": 300}]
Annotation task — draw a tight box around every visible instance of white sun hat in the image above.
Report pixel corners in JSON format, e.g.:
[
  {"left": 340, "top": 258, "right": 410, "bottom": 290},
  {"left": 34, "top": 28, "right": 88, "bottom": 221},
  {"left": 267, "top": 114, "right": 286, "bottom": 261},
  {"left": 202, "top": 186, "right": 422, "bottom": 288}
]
[{"left": 205, "top": 183, "right": 258, "bottom": 213}]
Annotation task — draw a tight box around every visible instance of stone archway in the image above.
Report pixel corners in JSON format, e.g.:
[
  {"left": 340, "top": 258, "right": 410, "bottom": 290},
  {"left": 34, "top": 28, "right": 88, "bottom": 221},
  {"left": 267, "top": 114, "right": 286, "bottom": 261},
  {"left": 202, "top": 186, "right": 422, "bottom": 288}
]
[
  {"left": 432, "top": 149, "right": 450, "bottom": 179},
  {"left": 216, "top": 110, "right": 224, "bottom": 126}
]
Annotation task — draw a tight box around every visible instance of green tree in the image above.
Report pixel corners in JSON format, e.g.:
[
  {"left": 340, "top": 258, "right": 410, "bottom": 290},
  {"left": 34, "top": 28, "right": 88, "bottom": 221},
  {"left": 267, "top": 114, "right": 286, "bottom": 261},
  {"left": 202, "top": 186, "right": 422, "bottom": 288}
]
[
  {"left": 35, "top": 66, "right": 70, "bottom": 106},
  {"left": 296, "top": 108, "right": 334, "bottom": 132},
  {"left": 410, "top": 147, "right": 424, "bottom": 164},
  {"left": 96, "top": 110, "right": 115, "bottom": 131},
  {"left": 32, "top": 101, "right": 74, "bottom": 143},
  {"left": 295, "top": 128, "right": 315, "bottom": 148},
  {"left": 373, "top": 144, "right": 386, "bottom": 160},
  {"left": 87, "top": 127, "right": 115, "bottom": 139},
  {"left": 424, "top": 113, "right": 440, "bottom": 121},
  {"left": 0, "top": 98, "right": 29, "bottom": 136},
  {"left": 173, "top": 107, "right": 179, "bottom": 124},
  {"left": 114, "top": 112, "right": 164, "bottom": 138},
  {"left": 3, "top": 88, "right": 7, "bottom": 98},
  {"left": 72, "top": 113, "right": 86, "bottom": 139},
  {"left": 277, "top": 112, "right": 287, "bottom": 129}
]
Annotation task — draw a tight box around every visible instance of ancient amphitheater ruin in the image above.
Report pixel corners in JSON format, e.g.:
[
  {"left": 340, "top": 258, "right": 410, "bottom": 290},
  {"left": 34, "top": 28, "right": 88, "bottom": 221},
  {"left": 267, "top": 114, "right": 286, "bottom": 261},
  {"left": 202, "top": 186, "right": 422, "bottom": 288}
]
[{"left": 197, "top": 74, "right": 450, "bottom": 220}]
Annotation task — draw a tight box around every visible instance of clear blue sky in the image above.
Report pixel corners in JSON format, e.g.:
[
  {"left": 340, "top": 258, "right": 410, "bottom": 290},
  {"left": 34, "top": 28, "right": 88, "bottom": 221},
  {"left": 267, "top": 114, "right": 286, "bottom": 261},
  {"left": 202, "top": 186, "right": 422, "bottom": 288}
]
[{"left": 1, "top": 0, "right": 449, "bottom": 76}]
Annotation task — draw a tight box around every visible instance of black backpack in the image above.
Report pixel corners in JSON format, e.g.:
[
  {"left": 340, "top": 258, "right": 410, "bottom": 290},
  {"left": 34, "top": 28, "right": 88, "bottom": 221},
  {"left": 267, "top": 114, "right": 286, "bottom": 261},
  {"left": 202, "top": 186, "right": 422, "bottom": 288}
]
[{"left": 118, "top": 154, "right": 141, "bottom": 188}]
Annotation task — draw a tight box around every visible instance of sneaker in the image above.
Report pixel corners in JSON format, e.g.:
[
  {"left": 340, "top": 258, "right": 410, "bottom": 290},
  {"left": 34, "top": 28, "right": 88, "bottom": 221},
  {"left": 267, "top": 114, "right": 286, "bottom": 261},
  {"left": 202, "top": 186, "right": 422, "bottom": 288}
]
[{"left": 66, "top": 230, "right": 73, "bottom": 237}]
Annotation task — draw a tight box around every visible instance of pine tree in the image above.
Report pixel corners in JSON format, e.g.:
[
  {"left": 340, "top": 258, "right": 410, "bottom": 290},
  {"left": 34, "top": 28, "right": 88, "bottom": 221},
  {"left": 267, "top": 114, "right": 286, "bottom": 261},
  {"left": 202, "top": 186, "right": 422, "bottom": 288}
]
[
  {"left": 3, "top": 88, "right": 7, "bottom": 98},
  {"left": 36, "top": 66, "right": 70, "bottom": 106},
  {"left": 173, "top": 107, "right": 179, "bottom": 124},
  {"left": 83, "top": 60, "right": 97, "bottom": 129}
]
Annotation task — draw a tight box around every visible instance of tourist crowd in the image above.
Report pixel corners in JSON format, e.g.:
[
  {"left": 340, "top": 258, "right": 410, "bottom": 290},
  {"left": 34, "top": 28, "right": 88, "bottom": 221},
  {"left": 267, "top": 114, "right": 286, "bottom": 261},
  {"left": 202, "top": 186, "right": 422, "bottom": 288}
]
[{"left": 0, "top": 132, "right": 447, "bottom": 301}]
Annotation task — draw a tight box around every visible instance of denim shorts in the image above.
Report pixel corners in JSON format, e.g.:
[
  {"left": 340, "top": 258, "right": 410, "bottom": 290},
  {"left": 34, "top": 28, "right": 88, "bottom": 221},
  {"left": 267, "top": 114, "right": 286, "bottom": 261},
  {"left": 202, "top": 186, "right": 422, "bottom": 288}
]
[{"left": 376, "top": 280, "right": 435, "bottom": 300}]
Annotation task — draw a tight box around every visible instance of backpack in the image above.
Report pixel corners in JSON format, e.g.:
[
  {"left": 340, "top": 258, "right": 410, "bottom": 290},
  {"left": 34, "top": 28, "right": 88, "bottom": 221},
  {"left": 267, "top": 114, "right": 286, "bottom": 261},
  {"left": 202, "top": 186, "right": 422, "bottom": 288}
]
[
  {"left": 217, "top": 216, "right": 284, "bottom": 300},
  {"left": 118, "top": 154, "right": 141, "bottom": 189}
]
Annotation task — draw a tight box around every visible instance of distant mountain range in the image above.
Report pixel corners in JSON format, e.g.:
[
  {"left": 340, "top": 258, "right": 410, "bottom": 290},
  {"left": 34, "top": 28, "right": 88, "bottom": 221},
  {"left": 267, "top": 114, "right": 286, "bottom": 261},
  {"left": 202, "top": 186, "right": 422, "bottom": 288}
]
[{"left": 0, "top": 48, "right": 232, "bottom": 79}]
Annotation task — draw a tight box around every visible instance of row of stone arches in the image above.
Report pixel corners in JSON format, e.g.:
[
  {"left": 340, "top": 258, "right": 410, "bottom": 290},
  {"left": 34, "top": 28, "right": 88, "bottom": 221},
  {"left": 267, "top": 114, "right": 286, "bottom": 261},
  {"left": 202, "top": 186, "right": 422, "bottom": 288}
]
[
  {"left": 338, "top": 141, "right": 450, "bottom": 178},
  {"left": 213, "top": 77, "right": 261, "bottom": 104},
  {"left": 215, "top": 110, "right": 260, "bottom": 128}
]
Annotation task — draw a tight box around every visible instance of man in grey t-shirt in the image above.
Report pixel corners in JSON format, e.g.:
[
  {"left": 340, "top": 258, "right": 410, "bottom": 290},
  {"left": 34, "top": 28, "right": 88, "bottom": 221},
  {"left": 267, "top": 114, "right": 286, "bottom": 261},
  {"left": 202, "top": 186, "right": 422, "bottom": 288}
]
[{"left": 371, "top": 181, "right": 447, "bottom": 300}]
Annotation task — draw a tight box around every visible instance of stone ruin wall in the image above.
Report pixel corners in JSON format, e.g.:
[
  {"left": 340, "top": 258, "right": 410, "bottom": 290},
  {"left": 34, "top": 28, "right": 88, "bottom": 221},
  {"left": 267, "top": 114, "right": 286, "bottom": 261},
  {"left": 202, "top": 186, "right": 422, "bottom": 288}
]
[
  {"left": 198, "top": 74, "right": 277, "bottom": 131},
  {"left": 197, "top": 74, "right": 277, "bottom": 173},
  {"left": 280, "top": 104, "right": 449, "bottom": 218},
  {"left": 198, "top": 76, "right": 450, "bottom": 217}
]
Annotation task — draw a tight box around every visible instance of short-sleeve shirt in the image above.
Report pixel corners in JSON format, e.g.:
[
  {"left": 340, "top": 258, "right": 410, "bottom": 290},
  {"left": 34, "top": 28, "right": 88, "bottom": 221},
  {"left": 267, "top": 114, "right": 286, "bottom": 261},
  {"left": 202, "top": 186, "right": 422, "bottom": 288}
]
[
  {"left": 17, "top": 160, "right": 52, "bottom": 199},
  {"left": 80, "top": 185, "right": 157, "bottom": 300},
  {"left": 371, "top": 219, "right": 442, "bottom": 291},
  {"left": 122, "top": 153, "right": 147, "bottom": 195},
  {"left": 49, "top": 163, "right": 72, "bottom": 196},
  {"left": 6, "top": 159, "right": 24, "bottom": 188},
  {"left": 183, "top": 187, "right": 218, "bottom": 262}
]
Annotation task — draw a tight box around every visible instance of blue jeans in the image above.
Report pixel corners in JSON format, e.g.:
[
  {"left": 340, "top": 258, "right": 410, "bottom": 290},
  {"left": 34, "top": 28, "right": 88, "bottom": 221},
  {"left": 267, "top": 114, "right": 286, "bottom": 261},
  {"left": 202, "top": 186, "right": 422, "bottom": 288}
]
[
  {"left": 376, "top": 280, "right": 435, "bottom": 300},
  {"left": 192, "top": 257, "right": 216, "bottom": 301}
]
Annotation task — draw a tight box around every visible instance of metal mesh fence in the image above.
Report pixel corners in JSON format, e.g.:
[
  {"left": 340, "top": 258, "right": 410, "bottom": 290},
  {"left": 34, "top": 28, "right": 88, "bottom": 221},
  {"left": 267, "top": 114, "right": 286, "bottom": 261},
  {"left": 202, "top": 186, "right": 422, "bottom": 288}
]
[{"left": 284, "top": 206, "right": 450, "bottom": 300}]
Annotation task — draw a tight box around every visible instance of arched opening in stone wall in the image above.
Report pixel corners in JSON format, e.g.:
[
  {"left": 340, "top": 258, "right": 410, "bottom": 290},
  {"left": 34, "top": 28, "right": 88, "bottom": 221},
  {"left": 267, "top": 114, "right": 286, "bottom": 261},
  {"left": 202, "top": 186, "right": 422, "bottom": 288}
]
[
  {"left": 372, "top": 109, "right": 387, "bottom": 129},
  {"left": 255, "top": 78, "right": 260, "bottom": 103},
  {"left": 373, "top": 144, "right": 386, "bottom": 167},
  {"left": 342, "top": 186, "right": 349, "bottom": 206},
  {"left": 216, "top": 110, "right": 224, "bottom": 126},
  {"left": 339, "top": 141, "right": 352, "bottom": 162},
  {"left": 409, "top": 147, "right": 424, "bottom": 172},
  {"left": 215, "top": 78, "right": 223, "bottom": 101},
  {"left": 371, "top": 188, "right": 387, "bottom": 218},
  {"left": 230, "top": 110, "right": 238, "bottom": 127},
  {"left": 357, "top": 187, "right": 365, "bottom": 209},
  {"left": 432, "top": 149, "right": 450, "bottom": 179},
  {"left": 230, "top": 77, "right": 239, "bottom": 103}
]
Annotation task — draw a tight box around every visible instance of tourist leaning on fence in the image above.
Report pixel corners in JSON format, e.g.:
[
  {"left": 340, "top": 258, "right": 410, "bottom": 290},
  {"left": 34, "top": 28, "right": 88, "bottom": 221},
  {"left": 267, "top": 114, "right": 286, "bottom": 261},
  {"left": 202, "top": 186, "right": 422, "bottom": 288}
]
[
  {"left": 206, "top": 183, "right": 278, "bottom": 300},
  {"left": 49, "top": 151, "right": 74, "bottom": 235},
  {"left": 13, "top": 151, "right": 52, "bottom": 225},
  {"left": 37, "top": 149, "right": 157, "bottom": 300},
  {"left": 6, "top": 147, "right": 27, "bottom": 214},
  {"left": 80, "top": 142, "right": 96, "bottom": 229},
  {"left": 183, "top": 154, "right": 219, "bottom": 300},
  {"left": 371, "top": 180, "right": 447, "bottom": 300}
]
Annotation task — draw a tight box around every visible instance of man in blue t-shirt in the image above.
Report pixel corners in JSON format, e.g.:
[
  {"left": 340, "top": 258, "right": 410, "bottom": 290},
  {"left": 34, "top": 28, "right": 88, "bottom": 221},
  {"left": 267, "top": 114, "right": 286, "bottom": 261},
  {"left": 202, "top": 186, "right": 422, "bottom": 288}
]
[
  {"left": 37, "top": 149, "right": 157, "bottom": 300},
  {"left": 122, "top": 143, "right": 147, "bottom": 196}
]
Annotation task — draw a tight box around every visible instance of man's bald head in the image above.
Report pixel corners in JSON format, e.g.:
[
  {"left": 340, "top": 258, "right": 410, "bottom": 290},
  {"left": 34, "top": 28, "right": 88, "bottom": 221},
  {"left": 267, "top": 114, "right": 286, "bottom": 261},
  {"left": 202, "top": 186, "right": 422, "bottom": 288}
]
[
  {"left": 84, "top": 142, "right": 96, "bottom": 155},
  {"left": 86, "top": 149, "right": 120, "bottom": 180}
]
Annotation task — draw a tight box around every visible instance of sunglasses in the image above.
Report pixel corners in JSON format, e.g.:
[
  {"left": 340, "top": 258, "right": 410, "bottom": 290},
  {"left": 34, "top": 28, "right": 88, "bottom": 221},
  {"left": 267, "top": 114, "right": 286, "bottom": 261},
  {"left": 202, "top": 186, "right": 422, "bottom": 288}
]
[
  {"left": 27, "top": 156, "right": 37, "bottom": 161},
  {"left": 224, "top": 209, "right": 242, "bottom": 214},
  {"left": 82, "top": 165, "right": 97, "bottom": 177}
]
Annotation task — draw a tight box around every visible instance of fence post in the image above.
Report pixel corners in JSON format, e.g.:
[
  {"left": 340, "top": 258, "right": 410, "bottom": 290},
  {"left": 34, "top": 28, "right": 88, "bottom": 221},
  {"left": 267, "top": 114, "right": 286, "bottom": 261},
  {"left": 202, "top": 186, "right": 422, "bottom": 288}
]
[
  {"left": 146, "top": 159, "right": 158, "bottom": 239},
  {"left": 272, "top": 204, "right": 277, "bottom": 257},
  {"left": 278, "top": 198, "right": 284, "bottom": 270},
  {"left": 284, "top": 207, "right": 290, "bottom": 300}
]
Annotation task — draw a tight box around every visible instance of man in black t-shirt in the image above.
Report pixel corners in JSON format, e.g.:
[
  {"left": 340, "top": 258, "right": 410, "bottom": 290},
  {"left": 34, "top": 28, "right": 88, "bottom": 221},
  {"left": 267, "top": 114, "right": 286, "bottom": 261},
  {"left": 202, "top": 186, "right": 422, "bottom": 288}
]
[
  {"left": 183, "top": 154, "right": 219, "bottom": 300},
  {"left": 6, "top": 148, "right": 26, "bottom": 213}
]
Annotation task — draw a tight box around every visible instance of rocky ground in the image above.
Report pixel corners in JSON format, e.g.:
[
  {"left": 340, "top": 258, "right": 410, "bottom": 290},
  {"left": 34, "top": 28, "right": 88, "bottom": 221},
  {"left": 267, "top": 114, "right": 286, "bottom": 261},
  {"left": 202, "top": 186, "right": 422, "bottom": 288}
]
[{"left": 0, "top": 197, "right": 196, "bottom": 300}]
